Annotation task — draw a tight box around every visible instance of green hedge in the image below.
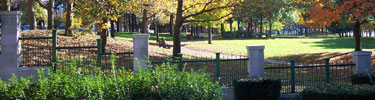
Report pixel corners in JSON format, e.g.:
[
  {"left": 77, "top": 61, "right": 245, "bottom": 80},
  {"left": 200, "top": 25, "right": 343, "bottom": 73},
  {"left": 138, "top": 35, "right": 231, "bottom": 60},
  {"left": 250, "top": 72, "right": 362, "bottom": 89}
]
[
  {"left": 0, "top": 62, "right": 222, "bottom": 99},
  {"left": 232, "top": 78, "right": 281, "bottom": 100},
  {"left": 300, "top": 84, "right": 375, "bottom": 100},
  {"left": 351, "top": 72, "right": 375, "bottom": 85}
]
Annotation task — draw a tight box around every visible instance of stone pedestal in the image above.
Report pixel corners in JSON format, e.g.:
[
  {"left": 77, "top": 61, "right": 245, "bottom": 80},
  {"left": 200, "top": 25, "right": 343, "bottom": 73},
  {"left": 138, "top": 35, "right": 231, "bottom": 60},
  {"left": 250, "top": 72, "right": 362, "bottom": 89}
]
[
  {"left": 353, "top": 51, "right": 372, "bottom": 74},
  {"left": 246, "top": 45, "right": 265, "bottom": 77},
  {"left": 133, "top": 34, "right": 150, "bottom": 72},
  {"left": 0, "top": 11, "right": 23, "bottom": 80}
]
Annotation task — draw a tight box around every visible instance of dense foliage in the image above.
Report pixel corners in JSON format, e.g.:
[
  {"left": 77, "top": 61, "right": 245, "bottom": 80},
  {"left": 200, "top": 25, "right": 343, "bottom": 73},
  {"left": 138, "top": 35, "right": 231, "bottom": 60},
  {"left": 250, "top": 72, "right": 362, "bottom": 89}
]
[
  {"left": 352, "top": 72, "right": 375, "bottom": 85},
  {"left": 232, "top": 78, "right": 281, "bottom": 100},
  {"left": 300, "top": 84, "right": 375, "bottom": 100},
  {"left": 0, "top": 61, "right": 222, "bottom": 99}
]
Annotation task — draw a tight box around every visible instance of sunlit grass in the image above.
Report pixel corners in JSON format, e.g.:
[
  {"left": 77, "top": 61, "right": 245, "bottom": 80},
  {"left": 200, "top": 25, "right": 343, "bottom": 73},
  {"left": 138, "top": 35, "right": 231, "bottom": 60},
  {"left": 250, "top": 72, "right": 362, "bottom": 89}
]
[{"left": 185, "top": 38, "right": 375, "bottom": 61}]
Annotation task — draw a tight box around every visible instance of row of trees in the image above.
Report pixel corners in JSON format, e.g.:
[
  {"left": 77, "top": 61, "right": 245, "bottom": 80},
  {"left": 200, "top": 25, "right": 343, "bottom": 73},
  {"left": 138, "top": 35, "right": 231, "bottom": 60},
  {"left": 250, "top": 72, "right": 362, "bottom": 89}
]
[{"left": 1, "top": 0, "right": 374, "bottom": 57}]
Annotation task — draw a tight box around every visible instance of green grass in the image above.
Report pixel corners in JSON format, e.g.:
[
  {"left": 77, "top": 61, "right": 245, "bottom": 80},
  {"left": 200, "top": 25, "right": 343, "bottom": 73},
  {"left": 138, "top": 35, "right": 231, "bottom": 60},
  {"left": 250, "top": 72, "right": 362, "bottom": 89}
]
[{"left": 185, "top": 38, "right": 375, "bottom": 62}]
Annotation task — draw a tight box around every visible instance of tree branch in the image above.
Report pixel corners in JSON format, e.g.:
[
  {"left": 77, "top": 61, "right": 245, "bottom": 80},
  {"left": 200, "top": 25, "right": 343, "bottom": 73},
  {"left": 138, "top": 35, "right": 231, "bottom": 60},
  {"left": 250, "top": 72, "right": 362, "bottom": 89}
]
[
  {"left": 183, "top": 4, "right": 235, "bottom": 20},
  {"left": 184, "top": 13, "right": 232, "bottom": 23},
  {"left": 35, "top": 0, "right": 48, "bottom": 9}
]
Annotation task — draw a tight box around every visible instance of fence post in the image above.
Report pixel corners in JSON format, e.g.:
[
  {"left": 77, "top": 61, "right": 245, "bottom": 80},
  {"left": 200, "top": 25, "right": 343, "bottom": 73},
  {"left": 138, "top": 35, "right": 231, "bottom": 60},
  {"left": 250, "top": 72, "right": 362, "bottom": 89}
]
[
  {"left": 246, "top": 45, "right": 265, "bottom": 77},
  {"left": 325, "top": 58, "right": 330, "bottom": 83},
  {"left": 133, "top": 34, "right": 150, "bottom": 73},
  {"left": 52, "top": 30, "right": 57, "bottom": 71},
  {"left": 178, "top": 53, "right": 183, "bottom": 71},
  {"left": 352, "top": 51, "right": 372, "bottom": 74},
  {"left": 0, "top": 11, "right": 22, "bottom": 80},
  {"left": 97, "top": 39, "right": 102, "bottom": 67},
  {"left": 216, "top": 53, "right": 221, "bottom": 82},
  {"left": 290, "top": 59, "right": 296, "bottom": 93}
]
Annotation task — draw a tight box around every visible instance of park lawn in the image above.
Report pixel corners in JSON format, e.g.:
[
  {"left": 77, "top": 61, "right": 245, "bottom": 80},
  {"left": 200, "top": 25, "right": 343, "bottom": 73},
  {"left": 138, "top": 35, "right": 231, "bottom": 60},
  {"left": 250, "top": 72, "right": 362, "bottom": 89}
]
[
  {"left": 116, "top": 32, "right": 222, "bottom": 43},
  {"left": 185, "top": 38, "right": 375, "bottom": 62}
]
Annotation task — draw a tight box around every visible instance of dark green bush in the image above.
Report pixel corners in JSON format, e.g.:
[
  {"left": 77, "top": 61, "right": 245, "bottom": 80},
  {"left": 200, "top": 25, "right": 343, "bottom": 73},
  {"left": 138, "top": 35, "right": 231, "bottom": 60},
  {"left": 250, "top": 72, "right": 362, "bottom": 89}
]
[
  {"left": 232, "top": 78, "right": 281, "bottom": 100},
  {"left": 0, "top": 60, "right": 222, "bottom": 99},
  {"left": 300, "top": 84, "right": 375, "bottom": 100},
  {"left": 351, "top": 72, "right": 375, "bottom": 85}
]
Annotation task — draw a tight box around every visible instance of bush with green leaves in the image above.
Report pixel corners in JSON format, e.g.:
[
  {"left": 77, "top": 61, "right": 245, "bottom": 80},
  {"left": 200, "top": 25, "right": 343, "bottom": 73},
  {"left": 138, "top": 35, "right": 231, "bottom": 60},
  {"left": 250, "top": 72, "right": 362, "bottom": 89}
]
[
  {"left": 351, "top": 72, "right": 375, "bottom": 85},
  {"left": 232, "top": 78, "right": 281, "bottom": 100},
  {"left": 0, "top": 60, "right": 222, "bottom": 99},
  {"left": 300, "top": 84, "right": 375, "bottom": 100}
]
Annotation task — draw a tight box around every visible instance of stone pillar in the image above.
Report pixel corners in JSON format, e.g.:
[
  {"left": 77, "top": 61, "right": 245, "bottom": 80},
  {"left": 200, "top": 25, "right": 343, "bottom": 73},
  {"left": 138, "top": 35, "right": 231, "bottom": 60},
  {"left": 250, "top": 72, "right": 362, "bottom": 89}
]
[
  {"left": 353, "top": 51, "right": 372, "bottom": 74},
  {"left": 246, "top": 45, "right": 265, "bottom": 77},
  {"left": 133, "top": 34, "right": 150, "bottom": 72},
  {"left": 1, "top": 11, "right": 21, "bottom": 55},
  {"left": 0, "top": 11, "right": 22, "bottom": 80}
]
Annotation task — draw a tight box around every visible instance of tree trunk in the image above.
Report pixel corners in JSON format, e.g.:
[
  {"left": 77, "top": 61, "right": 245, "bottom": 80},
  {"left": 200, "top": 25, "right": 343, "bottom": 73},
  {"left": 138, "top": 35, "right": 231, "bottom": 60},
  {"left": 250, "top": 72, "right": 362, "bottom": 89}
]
[
  {"left": 173, "top": 0, "right": 183, "bottom": 57},
  {"left": 47, "top": 0, "right": 54, "bottom": 29},
  {"left": 170, "top": 14, "right": 174, "bottom": 36},
  {"left": 117, "top": 19, "right": 121, "bottom": 32},
  {"left": 110, "top": 20, "right": 115, "bottom": 38},
  {"left": 28, "top": 0, "right": 36, "bottom": 30},
  {"left": 237, "top": 19, "right": 241, "bottom": 32},
  {"left": 100, "top": 18, "right": 108, "bottom": 52},
  {"left": 128, "top": 14, "right": 132, "bottom": 32},
  {"left": 132, "top": 14, "right": 137, "bottom": 32},
  {"left": 221, "top": 23, "right": 225, "bottom": 36},
  {"left": 229, "top": 21, "right": 233, "bottom": 32},
  {"left": 208, "top": 27, "right": 212, "bottom": 44},
  {"left": 247, "top": 22, "right": 251, "bottom": 32},
  {"left": 141, "top": 9, "right": 148, "bottom": 33},
  {"left": 259, "top": 15, "right": 263, "bottom": 38},
  {"left": 65, "top": 0, "right": 74, "bottom": 36},
  {"left": 354, "top": 20, "right": 362, "bottom": 51},
  {"left": 155, "top": 19, "right": 159, "bottom": 42},
  {"left": 268, "top": 19, "right": 272, "bottom": 38},
  {"left": 1, "top": 0, "right": 10, "bottom": 11}
]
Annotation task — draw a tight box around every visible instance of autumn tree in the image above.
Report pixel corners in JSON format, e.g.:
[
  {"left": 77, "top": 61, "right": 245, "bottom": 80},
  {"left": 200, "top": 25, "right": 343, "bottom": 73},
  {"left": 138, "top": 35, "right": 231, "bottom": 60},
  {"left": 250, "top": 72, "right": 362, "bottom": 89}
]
[
  {"left": 172, "top": 0, "right": 240, "bottom": 57},
  {"left": 339, "top": 0, "right": 375, "bottom": 51},
  {"left": 35, "top": 0, "right": 54, "bottom": 29},
  {"left": 75, "top": 0, "right": 135, "bottom": 52}
]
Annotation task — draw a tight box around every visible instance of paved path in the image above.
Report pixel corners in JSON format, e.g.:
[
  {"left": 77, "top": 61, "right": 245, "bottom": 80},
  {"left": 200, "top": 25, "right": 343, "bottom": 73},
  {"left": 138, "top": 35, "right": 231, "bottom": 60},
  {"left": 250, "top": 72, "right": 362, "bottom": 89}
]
[{"left": 180, "top": 42, "right": 288, "bottom": 64}]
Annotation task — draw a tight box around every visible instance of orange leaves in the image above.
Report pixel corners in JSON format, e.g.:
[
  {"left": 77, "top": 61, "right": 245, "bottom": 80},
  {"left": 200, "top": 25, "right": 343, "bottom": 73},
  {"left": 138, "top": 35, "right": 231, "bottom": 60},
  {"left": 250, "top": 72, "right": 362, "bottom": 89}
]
[
  {"left": 304, "top": 0, "right": 341, "bottom": 29},
  {"left": 340, "top": 0, "right": 375, "bottom": 21}
]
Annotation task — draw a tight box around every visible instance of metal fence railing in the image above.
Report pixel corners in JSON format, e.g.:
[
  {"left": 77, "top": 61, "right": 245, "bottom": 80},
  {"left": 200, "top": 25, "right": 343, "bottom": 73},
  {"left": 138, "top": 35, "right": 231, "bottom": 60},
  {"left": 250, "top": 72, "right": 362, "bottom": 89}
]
[
  {"left": 19, "top": 30, "right": 134, "bottom": 71},
  {"left": 151, "top": 53, "right": 249, "bottom": 86},
  {"left": 265, "top": 59, "right": 354, "bottom": 93},
  {"left": 19, "top": 36, "right": 53, "bottom": 66}
]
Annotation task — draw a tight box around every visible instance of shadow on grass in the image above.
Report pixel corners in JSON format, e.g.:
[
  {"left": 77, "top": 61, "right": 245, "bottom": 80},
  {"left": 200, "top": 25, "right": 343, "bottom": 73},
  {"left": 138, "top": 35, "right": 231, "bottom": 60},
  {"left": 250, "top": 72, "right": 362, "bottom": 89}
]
[
  {"left": 268, "top": 52, "right": 351, "bottom": 63},
  {"left": 308, "top": 38, "right": 375, "bottom": 49}
]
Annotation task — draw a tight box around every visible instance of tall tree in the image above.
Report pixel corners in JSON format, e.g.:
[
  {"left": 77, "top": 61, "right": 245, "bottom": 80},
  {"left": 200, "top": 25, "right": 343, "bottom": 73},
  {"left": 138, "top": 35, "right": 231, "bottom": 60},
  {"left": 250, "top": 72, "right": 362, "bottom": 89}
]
[
  {"left": 172, "top": 0, "right": 239, "bottom": 57},
  {"left": 27, "top": 0, "right": 36, "bottom": 30},
  {"left": 65, "top": 0, "right": 74, "bottom": 36},
  {"left": 35, "top": 0, "right": 54, "bottom": 29},
  {"left": 75, "top": 0, "right": 135, "bottom": 52},
  {"left": 340, "top": 0, "right": 375, "bottom": 51}
]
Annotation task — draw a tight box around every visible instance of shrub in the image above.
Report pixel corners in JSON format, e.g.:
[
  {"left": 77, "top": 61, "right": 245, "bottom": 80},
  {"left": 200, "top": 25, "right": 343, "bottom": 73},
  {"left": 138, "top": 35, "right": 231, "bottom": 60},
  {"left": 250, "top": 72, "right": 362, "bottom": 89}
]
[
  {"left": 300, "top": 84, "right": 375, "bottom": 100},
  {"left": 232, "top": 78, "right": 281, "bottom": 100},
  {"left": 351, "top": 72, "right": 375, "bottom": 85},
  {"left": 0, "top": 60, "right": 222, "bottom": 99}
]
